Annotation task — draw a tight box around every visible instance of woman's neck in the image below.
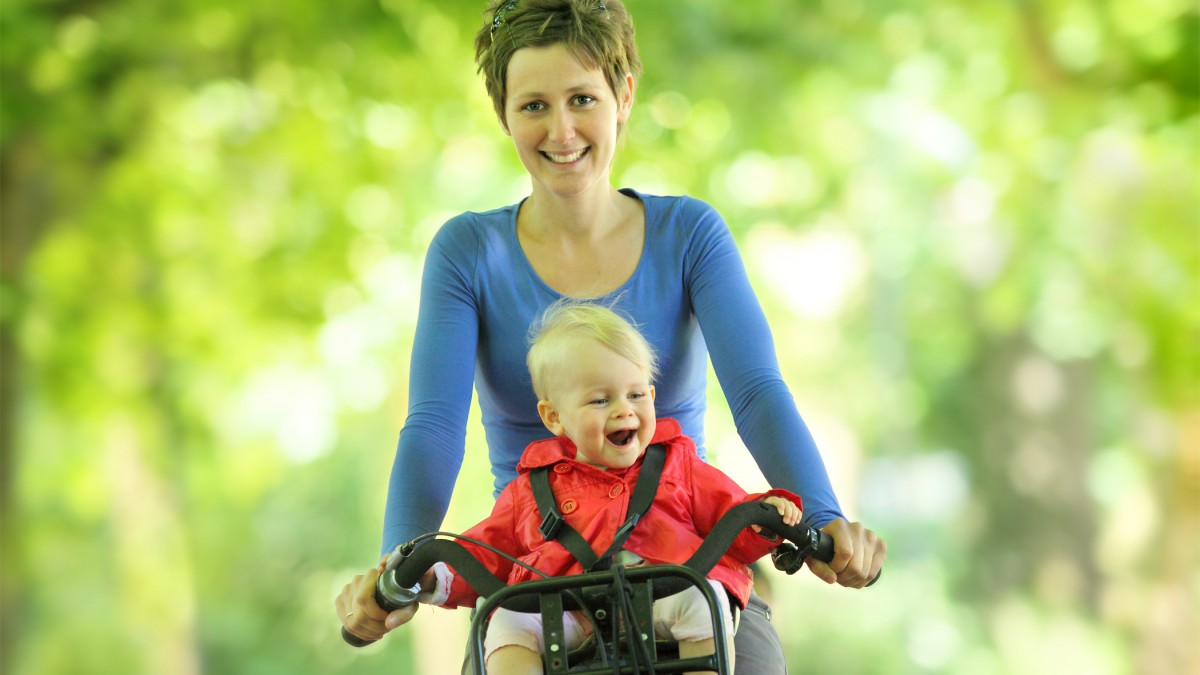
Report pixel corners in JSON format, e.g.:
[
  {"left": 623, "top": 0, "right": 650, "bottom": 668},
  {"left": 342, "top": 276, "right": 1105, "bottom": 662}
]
[
  {"left": 515, "top": 183, "right": 645, "bottom": 298},
  {"left": 520, "top": 184, "right": 629, "bottom": 243}
]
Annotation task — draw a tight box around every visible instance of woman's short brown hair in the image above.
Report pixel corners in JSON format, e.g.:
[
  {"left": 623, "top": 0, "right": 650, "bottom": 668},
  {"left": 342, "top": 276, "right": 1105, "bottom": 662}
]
[{"left": 474, "top": 0, "right": 642, "bottom": 125}]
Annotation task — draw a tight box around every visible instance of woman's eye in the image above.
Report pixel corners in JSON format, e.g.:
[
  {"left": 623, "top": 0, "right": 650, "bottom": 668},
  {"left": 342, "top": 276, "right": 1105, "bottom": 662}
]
[
  {"left": 522, "top": 101, "right": 545, "bottom": 112},
  {"left": 573, "top": 95, "right": 595, "bottom": 106}
]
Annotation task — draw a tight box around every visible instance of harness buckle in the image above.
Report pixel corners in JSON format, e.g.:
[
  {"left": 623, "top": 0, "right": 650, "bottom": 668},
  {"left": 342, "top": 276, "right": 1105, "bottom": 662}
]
[{"left": 539, "top": 511, "right": 564, "bottom": 540}]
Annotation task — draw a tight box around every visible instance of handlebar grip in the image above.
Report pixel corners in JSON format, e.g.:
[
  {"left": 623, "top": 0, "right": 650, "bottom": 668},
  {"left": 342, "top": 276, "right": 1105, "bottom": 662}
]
[{"left": 341, "top": 627, "right": 374, "bottom": 647}]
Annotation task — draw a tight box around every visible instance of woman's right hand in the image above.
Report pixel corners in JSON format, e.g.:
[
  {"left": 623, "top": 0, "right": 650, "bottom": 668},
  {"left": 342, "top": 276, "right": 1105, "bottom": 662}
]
[{"left": 336, "top": 566, "right": 420, "bottom": 642}]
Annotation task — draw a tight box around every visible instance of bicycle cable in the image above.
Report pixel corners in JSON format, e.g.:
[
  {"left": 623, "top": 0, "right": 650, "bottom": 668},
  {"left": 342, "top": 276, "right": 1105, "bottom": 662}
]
[{"left": 399, "top": 531, "right": 551, "bottom": 580}]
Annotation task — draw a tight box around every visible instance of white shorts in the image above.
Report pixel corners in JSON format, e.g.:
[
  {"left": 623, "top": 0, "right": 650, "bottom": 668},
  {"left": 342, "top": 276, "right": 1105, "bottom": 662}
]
[{"left": 483, "top": 579, "right": 734, "bottom": 664}]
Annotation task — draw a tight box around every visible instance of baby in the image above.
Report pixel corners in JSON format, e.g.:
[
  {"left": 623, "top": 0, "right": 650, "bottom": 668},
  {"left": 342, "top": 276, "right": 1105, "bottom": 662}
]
[{"left": 418, "top": 301, "right": 802, "bottom": 674}]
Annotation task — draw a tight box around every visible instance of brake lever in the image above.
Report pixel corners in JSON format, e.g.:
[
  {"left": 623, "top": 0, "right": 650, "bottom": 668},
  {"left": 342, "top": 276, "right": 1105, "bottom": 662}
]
[
  {"left": 772, "top": 523, "right": 881, "bottom": 587},
  {"left": 770, "top": 524, "right": 827, "bottom": 575},
  {"left": 771, "top": 542, "right": 805, "bottom": 574}
]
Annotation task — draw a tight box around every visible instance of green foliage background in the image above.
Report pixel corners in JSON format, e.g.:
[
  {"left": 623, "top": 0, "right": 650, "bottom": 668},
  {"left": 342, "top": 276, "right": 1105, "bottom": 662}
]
[{"left": 2, "top": 1, "right": 1196, "bottom": 673}]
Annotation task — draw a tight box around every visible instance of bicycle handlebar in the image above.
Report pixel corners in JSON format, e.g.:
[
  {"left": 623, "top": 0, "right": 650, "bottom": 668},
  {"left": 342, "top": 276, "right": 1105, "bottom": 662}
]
[{"left": 343, "top": 501, "right": 873, "bottom": 647}]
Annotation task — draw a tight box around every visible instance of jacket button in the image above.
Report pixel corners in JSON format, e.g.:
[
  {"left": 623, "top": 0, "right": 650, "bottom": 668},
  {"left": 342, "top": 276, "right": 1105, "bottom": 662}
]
[
  {"left": 554, "top": 463, "right": 571, "bottom": 474},
  {"left": 561, "top": 499, "right": 577, "bottom": 514},
  {"left": 609, "top": 484, "right": 624, "bottom": 498}
]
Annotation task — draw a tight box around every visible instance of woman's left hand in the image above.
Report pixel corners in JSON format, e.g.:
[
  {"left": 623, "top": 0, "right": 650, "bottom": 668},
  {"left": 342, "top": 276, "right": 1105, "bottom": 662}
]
[{"left": 805, "top": 518, "right": 886, "bottom": 588}]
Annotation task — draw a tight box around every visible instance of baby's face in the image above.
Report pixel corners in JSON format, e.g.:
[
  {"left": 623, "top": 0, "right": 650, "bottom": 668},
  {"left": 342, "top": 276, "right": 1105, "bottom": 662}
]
[{"left": 538, "top": 340, "right": 656, "bottom": 470}]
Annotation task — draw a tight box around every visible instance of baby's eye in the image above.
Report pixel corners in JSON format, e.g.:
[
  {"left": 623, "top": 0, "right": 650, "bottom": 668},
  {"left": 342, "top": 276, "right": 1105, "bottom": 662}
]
[
  {"left": 629, "top": 392, "right": 645, "bottom": 400},
  {"left": 590, "top": 398, "right": 608, "bottom": 406}
]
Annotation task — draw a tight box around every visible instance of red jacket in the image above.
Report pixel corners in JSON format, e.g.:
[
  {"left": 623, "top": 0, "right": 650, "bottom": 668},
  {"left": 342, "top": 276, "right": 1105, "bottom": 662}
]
[{"left": 442, "top": 418, "right": 802, "bottom": 609}]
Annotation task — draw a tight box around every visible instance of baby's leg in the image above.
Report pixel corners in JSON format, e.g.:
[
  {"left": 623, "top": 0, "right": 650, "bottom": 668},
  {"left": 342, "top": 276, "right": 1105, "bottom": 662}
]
[
  {"left": 483, "top": 606, "right": 591, "bottom": 675},
  {"left": 678, "top": 638, "right": 722, "bottom": 675},
  {"left": 652, "top": 580, "right": 736, "bottom": 674},
  {"left": 484, "top": 607, "right": 544, "bottom": 674},
  {"left": 486, "top": 645, "right": 543, "bottom": 675}
]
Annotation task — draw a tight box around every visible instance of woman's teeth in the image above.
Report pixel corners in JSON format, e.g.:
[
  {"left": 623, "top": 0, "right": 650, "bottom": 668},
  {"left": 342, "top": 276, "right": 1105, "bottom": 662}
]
[{"left": 545, "top": 148, "right": 587, "bottom": 163}]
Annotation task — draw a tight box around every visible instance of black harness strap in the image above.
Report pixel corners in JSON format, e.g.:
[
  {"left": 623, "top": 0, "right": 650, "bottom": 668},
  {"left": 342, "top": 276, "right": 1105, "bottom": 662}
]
[{"left": 532, "top": 443, "right": 666, "bottom": 572}]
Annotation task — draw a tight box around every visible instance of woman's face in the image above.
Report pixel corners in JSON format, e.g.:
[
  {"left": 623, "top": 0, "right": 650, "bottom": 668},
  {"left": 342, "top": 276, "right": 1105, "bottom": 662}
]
[{"left": 503, "top": 43, "right": 633, "bottom": 201}]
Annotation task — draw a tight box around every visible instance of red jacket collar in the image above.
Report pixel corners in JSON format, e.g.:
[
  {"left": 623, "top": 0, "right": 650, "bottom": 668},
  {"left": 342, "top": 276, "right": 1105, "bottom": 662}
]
[{"left": 516, "top": 418, "right": 684, "bottom": 473}]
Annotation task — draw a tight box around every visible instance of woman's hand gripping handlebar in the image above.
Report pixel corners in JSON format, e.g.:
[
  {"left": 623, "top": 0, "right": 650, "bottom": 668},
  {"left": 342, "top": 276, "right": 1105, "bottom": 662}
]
[
  {"left": 341, "top": 501, "right": 880, "bottom": 646},
  {"left": 340, "top": 538, "right": 508, "bottom": 647}
]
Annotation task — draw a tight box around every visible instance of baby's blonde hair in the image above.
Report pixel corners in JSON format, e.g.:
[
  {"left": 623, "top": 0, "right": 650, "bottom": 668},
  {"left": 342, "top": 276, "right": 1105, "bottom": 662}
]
[{"left": 527, "top": 300, "right": 658, "bottom": 400}]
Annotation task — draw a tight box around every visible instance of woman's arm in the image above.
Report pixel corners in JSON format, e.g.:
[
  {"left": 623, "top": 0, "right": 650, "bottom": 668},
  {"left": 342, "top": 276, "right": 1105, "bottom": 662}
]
[
  {"left": 682, "top": 200, "right": 844, "bottom": 528},
  {"left": 683, "top": 201, "right": 887, "bottom": 588},
  {"left": 381, "top": 219, "right": 482, "bottom": 555}
]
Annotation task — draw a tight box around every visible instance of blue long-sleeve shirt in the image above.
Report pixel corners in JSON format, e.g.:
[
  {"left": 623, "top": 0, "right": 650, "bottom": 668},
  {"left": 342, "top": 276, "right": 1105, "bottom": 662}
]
[{"left": 382, "top": 189, "right": 843, "bottom": 554}]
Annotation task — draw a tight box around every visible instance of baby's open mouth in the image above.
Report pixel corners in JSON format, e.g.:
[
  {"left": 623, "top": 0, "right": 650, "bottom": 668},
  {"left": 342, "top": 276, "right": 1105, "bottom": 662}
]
[{"left": 606, "top": 429, "right": 635, "bottom": 446}]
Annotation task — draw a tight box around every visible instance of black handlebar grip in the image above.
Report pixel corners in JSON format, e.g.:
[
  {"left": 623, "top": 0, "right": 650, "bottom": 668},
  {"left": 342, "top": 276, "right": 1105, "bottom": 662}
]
[{"left": 341, "top": 627, "right": 374, "bottom": 647}]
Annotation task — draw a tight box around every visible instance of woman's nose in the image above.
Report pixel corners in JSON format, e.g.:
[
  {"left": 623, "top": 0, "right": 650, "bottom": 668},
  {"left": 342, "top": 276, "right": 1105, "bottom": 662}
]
[{"left": 547, "top": 109, "right": 575, "bottom": 143}]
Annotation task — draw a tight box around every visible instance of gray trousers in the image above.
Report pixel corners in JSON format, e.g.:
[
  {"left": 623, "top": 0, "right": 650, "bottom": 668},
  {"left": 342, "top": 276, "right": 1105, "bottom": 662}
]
[{"left": 732, "top": 591, "right": 788, "bottom": 674}]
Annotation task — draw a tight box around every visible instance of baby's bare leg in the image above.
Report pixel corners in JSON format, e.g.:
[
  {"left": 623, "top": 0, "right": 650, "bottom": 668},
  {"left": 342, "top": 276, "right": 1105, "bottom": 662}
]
[
  {"left": 678, "top": 636, "right": 735, "bottom": 675},
  {"left": 486, "top": 645, "right": 543, "bottom": 675}
]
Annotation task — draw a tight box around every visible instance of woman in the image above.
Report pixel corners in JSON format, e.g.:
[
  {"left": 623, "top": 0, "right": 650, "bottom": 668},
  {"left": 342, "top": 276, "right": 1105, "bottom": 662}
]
[{"left": 337, "top": 1, "right": 886, "bottom": 671}]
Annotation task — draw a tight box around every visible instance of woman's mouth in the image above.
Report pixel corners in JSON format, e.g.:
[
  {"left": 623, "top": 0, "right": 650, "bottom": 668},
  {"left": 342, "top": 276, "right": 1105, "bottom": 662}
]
[{"left": 542, "top": 147, "right": 589, "bottom": 164}]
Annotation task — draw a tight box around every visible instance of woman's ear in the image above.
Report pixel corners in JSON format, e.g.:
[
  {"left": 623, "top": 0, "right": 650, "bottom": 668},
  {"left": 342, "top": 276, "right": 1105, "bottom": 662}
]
[
  {"left": 537, "top": 400, "right": 564, "bottom": 436},
  {"left": 616, "top": 72, "right": 636, "bottom": 125}
]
